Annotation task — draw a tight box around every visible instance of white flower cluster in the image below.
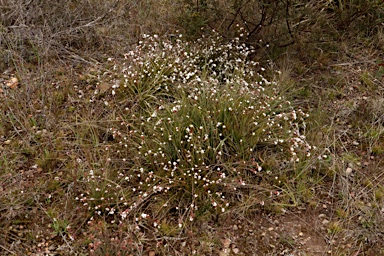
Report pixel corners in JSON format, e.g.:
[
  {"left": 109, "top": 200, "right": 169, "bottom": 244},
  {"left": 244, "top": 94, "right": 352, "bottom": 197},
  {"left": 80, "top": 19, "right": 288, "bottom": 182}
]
[{"left": 79, "top": 30, "right": 314, "bottom": 227}]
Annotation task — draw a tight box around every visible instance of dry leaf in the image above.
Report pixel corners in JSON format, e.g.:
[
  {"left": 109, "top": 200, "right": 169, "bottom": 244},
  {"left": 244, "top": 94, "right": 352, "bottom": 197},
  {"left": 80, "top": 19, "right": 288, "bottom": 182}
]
[
  {"left": 98, "top": 82, "right": 110, "bottom": 94},
  {"left": 6, "top": 77, "right": 19, "bottom": 89},
  {"left": 222, "top": 238, "right": 231, "bottom": 248},
  {"left": 232, "top": 247, "right": 240, "bottom": 254},
  {"left": 219, "top": 251, "right": 228, "bottom": 256}
]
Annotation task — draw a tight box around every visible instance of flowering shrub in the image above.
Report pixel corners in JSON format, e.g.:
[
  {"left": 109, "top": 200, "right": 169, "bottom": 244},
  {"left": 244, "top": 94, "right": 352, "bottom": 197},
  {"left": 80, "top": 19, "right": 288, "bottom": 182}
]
[{"left": 79, "top": 31, "right": 313, "bottom": 230}]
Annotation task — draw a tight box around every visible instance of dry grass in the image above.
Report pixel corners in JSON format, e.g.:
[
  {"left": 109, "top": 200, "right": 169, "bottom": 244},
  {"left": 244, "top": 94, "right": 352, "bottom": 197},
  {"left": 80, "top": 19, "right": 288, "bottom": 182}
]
[{"left": 1, "top": 0, "right": 384, "bottom": 255}]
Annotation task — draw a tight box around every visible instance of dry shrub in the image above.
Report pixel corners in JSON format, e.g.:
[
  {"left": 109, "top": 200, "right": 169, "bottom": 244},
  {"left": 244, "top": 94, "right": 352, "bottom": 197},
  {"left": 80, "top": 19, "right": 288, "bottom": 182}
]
[{"left": 1, "top": 0, "right": 383, "bottom": 69}]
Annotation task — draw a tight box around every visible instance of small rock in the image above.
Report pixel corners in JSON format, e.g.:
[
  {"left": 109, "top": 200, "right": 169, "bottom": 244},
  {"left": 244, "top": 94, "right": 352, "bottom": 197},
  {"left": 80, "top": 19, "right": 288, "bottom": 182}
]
[
  {"left": 232, "top": 248, "right": 240, "bottom": 254},
  {"left": 233, "top": 225, "right": 238, "bottom": 231},
  {"left": 4, "top": 140, "right": 11, "bottom": 145},
  {"left": 322, "top": 219, "right": 329, "bottom": 225},
  {"left": 345, "top": 167, "right": 353, "bottom": 176},
  {"left": 322, "top": 204, "right": 327, "bottom": 209},
  {"left": 299, "top": 232, "right": 304, "bottom": 237},
  {"left": 268, "top": 227, "right": 274, "bottom": 231},
  {"left": 352, "top": 141, "right": 359, "bottom": 146},
  {"left": 318, "top": 214, "right": 326, "bottom": 219}
]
